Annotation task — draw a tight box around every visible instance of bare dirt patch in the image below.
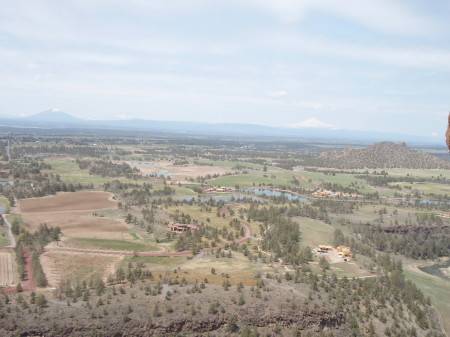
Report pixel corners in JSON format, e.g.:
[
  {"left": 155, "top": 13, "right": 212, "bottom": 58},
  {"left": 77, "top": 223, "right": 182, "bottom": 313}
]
[
  {"left": 20, "top": 191, "right": 117, "bottom": 213},
  {"left": 20, "top": 191, "right": 128, "bottom": 239},
  {"left": 40, "top": 251, "right": 123, "bottom": 287},
  {"left": 128, "top": 161, "right": 231, "bottom": 180},
  {"left": 0, "top": 251, "right": 18, "bottom": 287}
]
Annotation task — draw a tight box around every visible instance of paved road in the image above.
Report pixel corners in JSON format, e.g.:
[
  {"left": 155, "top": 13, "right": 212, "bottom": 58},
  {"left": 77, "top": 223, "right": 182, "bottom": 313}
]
[{"left": 2, "top": 214, "right": 16, "bottom": 249}]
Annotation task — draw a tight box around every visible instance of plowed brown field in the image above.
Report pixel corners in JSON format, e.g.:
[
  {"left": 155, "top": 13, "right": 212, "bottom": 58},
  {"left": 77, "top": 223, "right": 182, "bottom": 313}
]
[
  {"left": 0, "top": 252, "right": 17, "bottom": 287},
  {"left": 20, "top": 191, "right": 128, "bottom": 239}
]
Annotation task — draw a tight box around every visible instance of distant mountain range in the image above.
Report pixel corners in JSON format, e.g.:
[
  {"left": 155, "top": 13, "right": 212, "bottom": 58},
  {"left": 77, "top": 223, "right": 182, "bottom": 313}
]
[{"left": 0, "top": 109, "right": 443, "bottom": 145}]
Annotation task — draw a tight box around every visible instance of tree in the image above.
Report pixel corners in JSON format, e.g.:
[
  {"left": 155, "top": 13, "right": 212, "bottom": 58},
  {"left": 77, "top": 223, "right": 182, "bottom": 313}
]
[
  {"left": 36, "top": 293, "right": 47, "bottom": 308},
  {"left": 16, "top": 282, "right": 23, "bottom": 292}
]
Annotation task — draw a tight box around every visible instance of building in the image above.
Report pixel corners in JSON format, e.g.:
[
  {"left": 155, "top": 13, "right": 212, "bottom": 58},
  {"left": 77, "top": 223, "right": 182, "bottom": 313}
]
[
  {"left": 318, "top": 245, "right": 333, "bottom": 252},
  {"left": 336, "top": 246, "right": 352, "bottom": 258},
  {"left": 168, "top": 223, "right": 199, "bottom": 233}
]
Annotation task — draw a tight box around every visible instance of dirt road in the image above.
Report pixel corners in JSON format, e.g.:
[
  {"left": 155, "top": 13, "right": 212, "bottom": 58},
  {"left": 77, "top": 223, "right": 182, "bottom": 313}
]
[
  {"left": 2, "top": 214, "right": 16, "bottom": 248},
  {"left": 1, "top": 247, "right": 35, "bottom": 295}
]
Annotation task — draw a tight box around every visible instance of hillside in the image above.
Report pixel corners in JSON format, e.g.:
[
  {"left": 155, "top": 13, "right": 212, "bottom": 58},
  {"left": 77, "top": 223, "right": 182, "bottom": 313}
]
[{"left": 305, "top": 141, "right": 450, "bottom": 169}]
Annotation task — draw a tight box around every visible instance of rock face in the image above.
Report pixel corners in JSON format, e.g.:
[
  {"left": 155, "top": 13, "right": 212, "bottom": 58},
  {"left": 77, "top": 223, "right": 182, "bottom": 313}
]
[
  {"left": 310, "top": 141, "right": 450, "bottom": 169},
  {"left": 0, "top": 301, "right": 348, "bottom": 337}
]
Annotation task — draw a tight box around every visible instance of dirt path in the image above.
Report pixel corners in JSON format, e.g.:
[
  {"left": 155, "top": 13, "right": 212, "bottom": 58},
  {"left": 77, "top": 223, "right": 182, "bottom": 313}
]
[
  {"left": 2, "top": 214, "right": 16, "bottom": 248},
  {"left": 1, "top": 247, "right": 35, "bottom": 294},
  {"left": 297, "top": 174, "right": 319, "bottom": 189}
]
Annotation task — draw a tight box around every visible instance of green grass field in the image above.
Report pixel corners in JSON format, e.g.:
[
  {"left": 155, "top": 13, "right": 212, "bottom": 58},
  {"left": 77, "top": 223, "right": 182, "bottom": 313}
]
[
  {"left": 124, "top": 255, "right": 188, "bottom": 269},
  {"left": 295, "top": 217, "right": 334, "bottom": 247},
  {"left": 6, "top": 214, "right": 26, "bottom": 230},
  {"left": 207, "top": 171, "right": 310, "bottom": 189},
  {"left": 384, "top": 168, "right": 450, "bottom": 179},
  {"left": 66, "top": 238, "right": 161, "bottom": 252},
  {"left": 168, "top": 205, "right": 235, "bottom": 229},
  {"left": 392, "top": 182, "right": 450, "bottom": 196},
  {"left": 0, "top": 197, "right": 10, "bottom": 213},
  {"left": 0, "top": 233, "right": 10, "bottom": 246},
  {"left": 45, "top": 159, "right": 138, "bottom": 185},
  {"left": 403, "top": 267, "right": 450, "bottom": 336},
  {"left": 196, "top": 160, "right": 265, "bottom": 169}
]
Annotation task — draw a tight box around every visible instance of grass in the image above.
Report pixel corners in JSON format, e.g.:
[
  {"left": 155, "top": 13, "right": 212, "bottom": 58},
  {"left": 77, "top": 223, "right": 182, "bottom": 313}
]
[
  {"left": 66, "top": 238, "right": 160, "bottom": 252},
  {"left": 295, "top": 217, "right": 335, "bottom": 247},
  {"left": 196, "top": 160, "right": 265, "bottom": 169},
  {"left": 43, "top": 251, "right": 121, "bottom": 283},
  {"left": 167, "top": 205, "right": 233, "bottom": 229},
  {"left": 403, "top": 266, "right": 450, "bottom": 336},
  {"left": 391, "top": 182, "right": 450, "bottom": 196},
  {"left": 6, "top": 214, "right": 26, "bottom": 230},
  {"left": 0, "top": 233, "right": 10, "bottom": 246},
  {"left": 0, "top": 197, "right": 10, "bottom": 213},
  {"left": 177, "top": 252, "right": 260, "bottom": 286},
  {"left": 129, "top": 232, "right": 140, "bottom": 240},
  {"left": 44, "top": 159, "right": 138, "bottom": 185},
  {"left": 328, "top": 261, "right": 374, "bottom": 279},
  {"left": 124, "top": 252, "right": 261, "bottom": 286},
  {"left": 124, "top": 255, "right": 188, "bottom": 269},
  {"left": 383, "top": 168, "right": 450, "bottom": 179},
  {"left": 172, "top": 186, "right": 197, "bottom": 196},
  {"left": 207, "top": 171, "right": 308, "bottom": 189}
]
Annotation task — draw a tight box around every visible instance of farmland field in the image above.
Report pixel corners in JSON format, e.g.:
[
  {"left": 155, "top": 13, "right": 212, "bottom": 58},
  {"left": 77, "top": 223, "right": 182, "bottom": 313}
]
[
  {"left": 21, "top": 191, "right": 128, "bottom": 239},
  {"left": 40, "top": 251, "right": 123, "bottom": 286},
  {"left": 0, "top": 252, "right": 18, "bottom": 287}
]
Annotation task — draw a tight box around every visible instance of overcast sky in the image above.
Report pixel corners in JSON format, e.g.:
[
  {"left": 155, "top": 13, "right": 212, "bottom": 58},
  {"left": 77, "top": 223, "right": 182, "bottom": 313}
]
[{"left": 0, "top": 1, "right": 449, "bottom": 138}]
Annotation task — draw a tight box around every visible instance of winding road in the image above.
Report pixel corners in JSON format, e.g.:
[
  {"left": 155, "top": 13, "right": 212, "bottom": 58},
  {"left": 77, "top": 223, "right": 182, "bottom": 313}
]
[{"left": 2, "top": 214, "right": 16, "bottom": 249}]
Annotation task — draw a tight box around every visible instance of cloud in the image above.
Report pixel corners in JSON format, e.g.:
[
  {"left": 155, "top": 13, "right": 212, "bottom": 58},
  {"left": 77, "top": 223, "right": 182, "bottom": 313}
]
[
  {"left": 116, "top": 114, "right": 135, "bottom": 120},
  {"left": 289, "top": 118, "right": 336, "bottom": 129},
  {"left": 431, "top": 132, "right": 438, "bottom": 137},
  {"left": 268, "top": 90, "right": 287, "bottom": 98},
  {"left": 239, "top": 0, "right": 437, "bottom": 36}
]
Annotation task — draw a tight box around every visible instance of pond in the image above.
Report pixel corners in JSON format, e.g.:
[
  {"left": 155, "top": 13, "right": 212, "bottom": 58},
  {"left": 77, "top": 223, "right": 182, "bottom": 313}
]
[
  {"left": 419, "top": 260, "right": 450, "bottom": 282},
  {"left": 246, "top": 188, "right": 309, "bottom": 202},
  {"left": 156, "top": 172, "right": 171, "bottom": 177},
  {"left": 180, "top": 195, "right": 258, "bottom": 203},
  {"left": 125, "top": 162, "right": 154, "bottom": 167},
  {"left": 0, "top": 206, "right": 4, "bottom": 213},
  {"left": 0, "top": 181, "right": 13, "bottom": 186}
]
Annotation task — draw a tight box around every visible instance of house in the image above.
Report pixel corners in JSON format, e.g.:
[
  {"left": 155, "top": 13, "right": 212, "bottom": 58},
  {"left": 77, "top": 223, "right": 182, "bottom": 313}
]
[
  {"left": 168, "top": 223, "right": 199, "bottom": 233},
  {"left": 318, "top": 245, "right": 333, "bottom": 252},
  {"left": 0, "top": 170, "right": 9, "bottom": 178},
  {"left": 337, "top": 246, "right": 352, "bottom": 258},
  {"left": 437, "top": 212, "right": 450, "bottom": 218}
]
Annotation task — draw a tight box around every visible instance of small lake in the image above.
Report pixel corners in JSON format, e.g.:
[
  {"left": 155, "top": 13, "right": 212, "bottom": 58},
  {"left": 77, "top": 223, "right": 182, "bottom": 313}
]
[
  {"left": 180, "top": 195, "right": 258, "bottom": 203},
  {"left": 125, "top": 162, "right": 154, "bottom": 167},
  {"left": 156, "top": 172, "right": 171, "bottom": 177},
  {"left": 419, "top": 260, "right": 450, "bottom": 282},
  {"left": 0, "top": 181, "right": 13, "bottom": 186},
  {"left": 246, "top": 188, "right": 309, "bottom": 202}
]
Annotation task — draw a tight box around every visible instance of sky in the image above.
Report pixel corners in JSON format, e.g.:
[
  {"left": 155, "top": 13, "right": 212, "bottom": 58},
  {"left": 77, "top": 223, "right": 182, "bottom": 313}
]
[{"left": 0, "top": 0, "right": 449, "bottom": 138}]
